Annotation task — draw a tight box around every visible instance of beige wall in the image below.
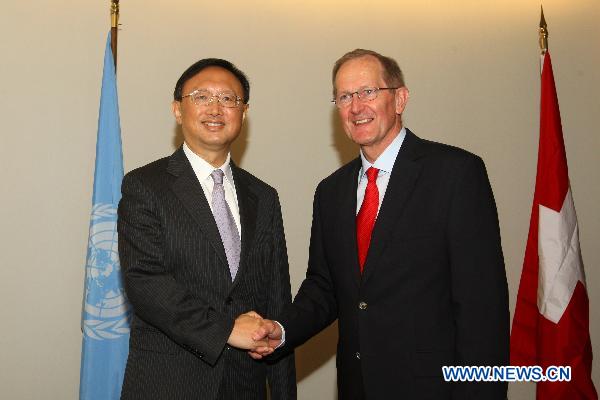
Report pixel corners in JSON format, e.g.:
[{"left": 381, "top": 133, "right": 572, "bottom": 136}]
[{"left": 1, "top": 1, "right": 598, "bottom": 399}]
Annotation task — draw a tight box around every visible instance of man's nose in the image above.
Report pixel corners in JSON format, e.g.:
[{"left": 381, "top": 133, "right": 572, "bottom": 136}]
[
  {"left": 349, "top": 94, "right": 362, "bottom": 113},
  {"left": 206, "top": 97, "right": 222, "bottom": 115}
]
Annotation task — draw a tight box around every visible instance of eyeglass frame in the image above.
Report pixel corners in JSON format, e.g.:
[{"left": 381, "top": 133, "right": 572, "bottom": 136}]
[
  {"left": 332, "top": 87, "right": 399, "bottom": 107},
  {"left": 180, "top": 89, "right": 245, "bottom": 108}
]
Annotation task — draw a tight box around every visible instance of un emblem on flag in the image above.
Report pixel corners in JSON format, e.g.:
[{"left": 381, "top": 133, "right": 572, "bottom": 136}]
[{"left": 83, "top": 203, "right": 130, "bottom": 340}]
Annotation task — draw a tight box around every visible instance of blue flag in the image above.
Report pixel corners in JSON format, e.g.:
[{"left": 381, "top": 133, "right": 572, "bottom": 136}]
[{"left": 79, "top": 31, "right": 130, "bottom": 400}]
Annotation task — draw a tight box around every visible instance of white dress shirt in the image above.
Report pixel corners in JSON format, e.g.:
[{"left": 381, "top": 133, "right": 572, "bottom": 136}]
[
  {"left": 183, "top": 142, "right": 241, "bottom": 237},
  {"left": 356, "top": 127, "right": 406, "bottom": 215}
]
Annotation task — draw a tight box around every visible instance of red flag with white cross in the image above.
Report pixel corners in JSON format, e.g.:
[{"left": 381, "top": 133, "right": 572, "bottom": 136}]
[{"left": 510, "top": 51, "right": 597, "bottom": 400}]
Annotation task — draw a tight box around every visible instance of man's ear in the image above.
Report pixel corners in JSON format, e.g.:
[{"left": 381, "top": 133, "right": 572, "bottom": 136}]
[
  {"left": 172, "top": 100, "right": 183, "bottom": 124},
  {"left": 395, "top": 87, "right": 409, "bottom": 115},
  {"left": 242, "top": 104, "right": 249, "bottom": 122}
]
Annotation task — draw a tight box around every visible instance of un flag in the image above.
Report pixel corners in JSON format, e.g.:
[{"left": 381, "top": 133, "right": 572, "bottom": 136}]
[{"left": 79, "top": 31, "right": 130, "bottom": 400}]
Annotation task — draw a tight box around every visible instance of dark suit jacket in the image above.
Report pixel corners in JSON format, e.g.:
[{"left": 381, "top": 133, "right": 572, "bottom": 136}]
[
  {"left": 117, "top": 147, "right": 296, "bottom": 400},
  {"left": 279, "top": 130, "right": 509, "bottom": 399}
]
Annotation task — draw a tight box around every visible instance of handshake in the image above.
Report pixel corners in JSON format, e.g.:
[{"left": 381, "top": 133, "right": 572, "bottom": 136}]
[{"left": 226, "top": 311, "right": 283, "bottom": 359}]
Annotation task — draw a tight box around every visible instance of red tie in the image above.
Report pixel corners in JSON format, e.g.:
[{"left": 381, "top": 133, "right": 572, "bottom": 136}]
[{"left": 356, "top": 167, "right": 379, "bottom": 273}]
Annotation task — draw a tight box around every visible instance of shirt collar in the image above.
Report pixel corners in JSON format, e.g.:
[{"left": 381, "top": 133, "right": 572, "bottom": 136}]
[
  {"left": 359, "top": 127, "right": 407, "bottom": 177},
  {"left": 182, "top": 142, "right": 234, "bottom": 185}
]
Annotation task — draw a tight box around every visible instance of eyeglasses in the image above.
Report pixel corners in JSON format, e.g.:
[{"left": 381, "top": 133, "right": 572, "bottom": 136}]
[
  {"left": 332, "top": 87, "right": 399, "bottom": 108},
  {"left": 181, "top": 89, "right": 244, "bottom": 108}
]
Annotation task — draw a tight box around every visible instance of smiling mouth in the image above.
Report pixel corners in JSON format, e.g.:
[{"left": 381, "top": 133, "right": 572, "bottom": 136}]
[
  {"left": 353, "top": 118, "right": 373, "bottom": 125},
  {"left": 203, "top": 121, "right": 225, "bottom": 127}
]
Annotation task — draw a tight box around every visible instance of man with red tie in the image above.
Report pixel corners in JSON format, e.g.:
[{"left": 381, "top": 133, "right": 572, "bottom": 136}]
[{"left": 253, "top": 49, "right": 509, "bottom": 399}]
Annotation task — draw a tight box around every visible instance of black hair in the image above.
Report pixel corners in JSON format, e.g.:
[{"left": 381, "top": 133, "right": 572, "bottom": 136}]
[{"left": 173, "top": 58, "right": 250, "bottom": 103}]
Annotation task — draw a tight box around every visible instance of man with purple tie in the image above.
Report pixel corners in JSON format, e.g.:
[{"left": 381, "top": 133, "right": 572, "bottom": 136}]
[{"left": 118, "top": 58, "right": 296, "bottom": 400}]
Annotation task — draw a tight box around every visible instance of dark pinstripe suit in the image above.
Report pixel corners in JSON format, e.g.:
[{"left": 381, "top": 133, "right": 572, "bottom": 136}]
[{"left": 117, "top": 147, "right": 296, "bottom": 400}]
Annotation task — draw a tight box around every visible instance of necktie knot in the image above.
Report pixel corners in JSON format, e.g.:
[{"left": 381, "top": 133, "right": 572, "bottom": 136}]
[
  {"left": 366, "top": 167, "right": 379, "bottom": 183},
  {"left": 211, "top": 169, "right": 224, "bottom": 185}
]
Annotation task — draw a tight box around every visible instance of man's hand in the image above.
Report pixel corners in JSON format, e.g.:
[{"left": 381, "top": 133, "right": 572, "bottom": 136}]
[
  {"left": 248, "top": 319, "right": 283, "bottom": 360},
  {"left": 227, "top": 312, "right": 270, "bottom": 350}
]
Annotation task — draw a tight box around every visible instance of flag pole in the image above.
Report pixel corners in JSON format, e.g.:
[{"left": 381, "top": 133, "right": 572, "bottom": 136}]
[
  {"left": 110, "top": 0, "right": 120, "bottom": 70},
  {"left": 539, "top": 5, "right": 548, "bottom": 73}
]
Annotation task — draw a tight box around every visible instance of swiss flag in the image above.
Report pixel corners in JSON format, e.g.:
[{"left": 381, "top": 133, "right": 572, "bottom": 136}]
[{"left": 510, "top": 52, "right": 597, "bottom": 399}]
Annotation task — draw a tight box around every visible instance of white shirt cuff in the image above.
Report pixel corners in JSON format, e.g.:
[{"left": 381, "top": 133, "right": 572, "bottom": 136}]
[{"left": 274, "top": 321, "right": 286, "bottom": 349}]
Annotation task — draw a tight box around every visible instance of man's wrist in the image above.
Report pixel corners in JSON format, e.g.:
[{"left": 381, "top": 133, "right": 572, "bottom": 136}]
[{"left": 274, "top": 320, "right": 286, "bottom": 349}]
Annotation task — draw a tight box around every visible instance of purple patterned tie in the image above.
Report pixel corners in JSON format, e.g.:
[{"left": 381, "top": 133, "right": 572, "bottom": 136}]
[{"left": 211, "top": 169, "right": 241, "bottom": 280}]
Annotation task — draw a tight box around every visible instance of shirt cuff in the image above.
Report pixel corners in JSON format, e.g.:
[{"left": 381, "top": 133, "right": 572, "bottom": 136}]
[{"left": 274, "top": 320, "right": 286, "bottom": 349}]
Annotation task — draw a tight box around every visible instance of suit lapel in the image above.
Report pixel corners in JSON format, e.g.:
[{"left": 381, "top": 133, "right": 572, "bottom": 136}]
[
  {"left": 361, "top": 130, "right": 424, "bottom": 284},
  {"left": 167, "top": 147, "right": 229, "bottom": 270},
  {"left": 229, "top": 163, "right": 257, "bottom": 290},
  {"left": 338, "top": 158, "right": 363, "bottom": 289}
]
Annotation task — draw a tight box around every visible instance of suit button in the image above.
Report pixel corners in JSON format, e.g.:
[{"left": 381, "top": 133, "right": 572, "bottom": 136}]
[
  {"left": 358, "top": 302, "right": 367, "bottom": 310},
  {"left": 225, "top": 297, "right": 233, "bottom": 305},
  {"left": 355, "top": 352, "right": 361, "bottom": 359}
]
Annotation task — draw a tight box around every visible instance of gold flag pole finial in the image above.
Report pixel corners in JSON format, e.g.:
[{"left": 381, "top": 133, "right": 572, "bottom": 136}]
[
  {"left": 111, "top": 0, "right": 120, "bottom": 29},
  {"left": 539, "top": 5, "right": 548, "bottom": 54},
  {"left": 110, "top": 0, "right": 120, "bottom": 70}
]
